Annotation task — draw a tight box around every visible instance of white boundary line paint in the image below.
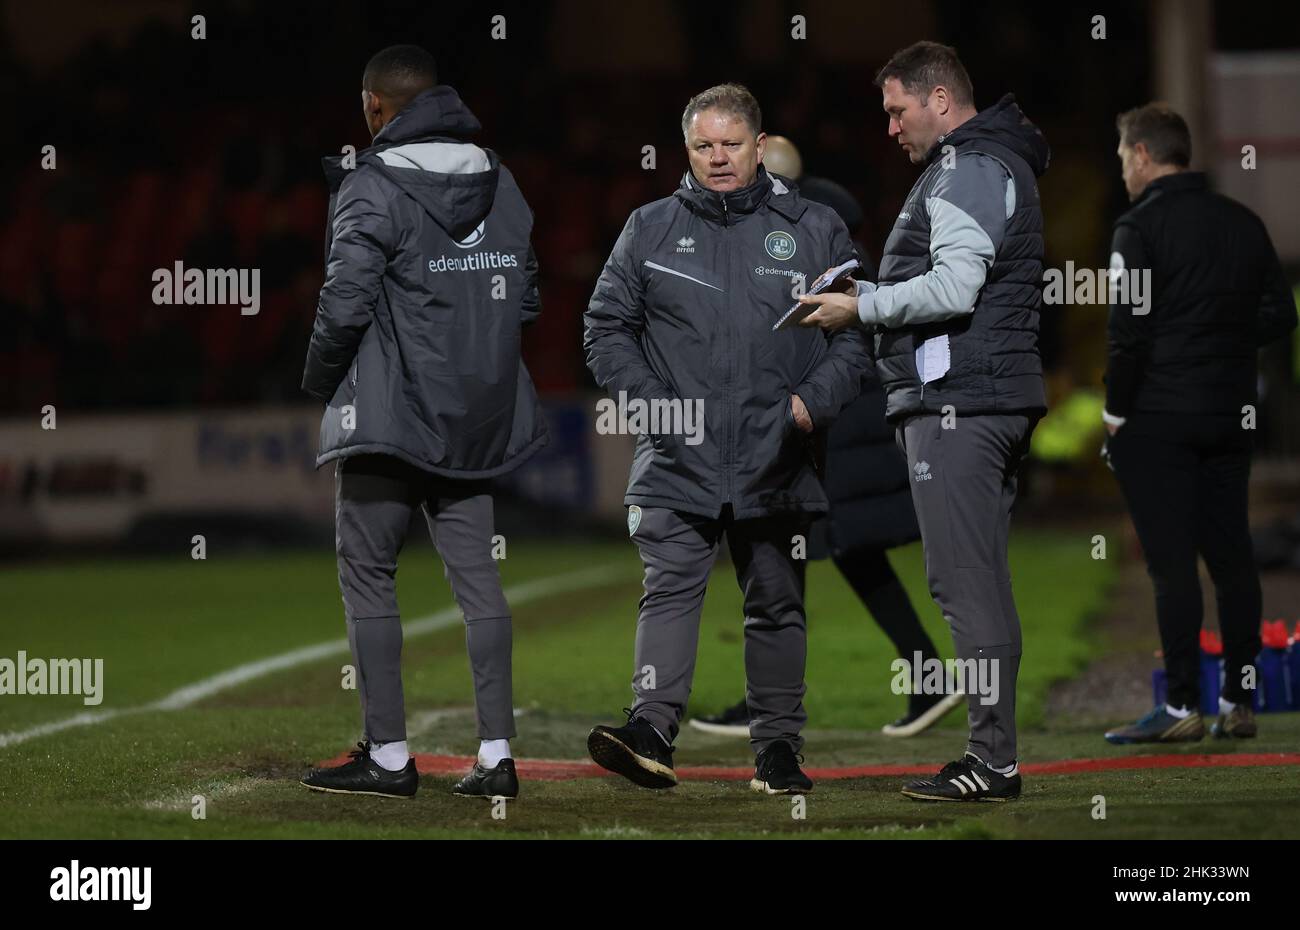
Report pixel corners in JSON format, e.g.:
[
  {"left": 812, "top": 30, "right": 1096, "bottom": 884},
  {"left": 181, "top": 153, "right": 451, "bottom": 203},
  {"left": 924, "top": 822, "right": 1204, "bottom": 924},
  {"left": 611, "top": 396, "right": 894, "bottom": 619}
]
[
  {"left": 0, "top": 564, "right": 627, "bottom": 750},
  {"left": 142, "top": 776, "right": 266, "bottom": 812}
]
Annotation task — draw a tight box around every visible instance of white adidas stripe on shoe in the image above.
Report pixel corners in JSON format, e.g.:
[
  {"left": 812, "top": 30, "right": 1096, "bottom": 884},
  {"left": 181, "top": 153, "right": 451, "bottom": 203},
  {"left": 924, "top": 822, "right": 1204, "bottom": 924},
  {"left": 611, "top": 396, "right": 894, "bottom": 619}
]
[{"left": 949, "top": 772, "right": 987, "bottom": 795}]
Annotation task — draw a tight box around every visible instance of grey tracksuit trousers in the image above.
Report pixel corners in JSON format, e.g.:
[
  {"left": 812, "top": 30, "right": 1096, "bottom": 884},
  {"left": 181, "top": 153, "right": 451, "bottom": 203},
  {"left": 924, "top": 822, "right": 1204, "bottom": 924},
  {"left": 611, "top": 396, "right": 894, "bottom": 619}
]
[
  {"left": 896, "top": 413, "right": 1035, "bottom": 768},
  {"left": 334, "top": 453, "right": 514, "bottom": 744},
  {"left": 628, "top": 505, "right": 810, "bottom": 753}
]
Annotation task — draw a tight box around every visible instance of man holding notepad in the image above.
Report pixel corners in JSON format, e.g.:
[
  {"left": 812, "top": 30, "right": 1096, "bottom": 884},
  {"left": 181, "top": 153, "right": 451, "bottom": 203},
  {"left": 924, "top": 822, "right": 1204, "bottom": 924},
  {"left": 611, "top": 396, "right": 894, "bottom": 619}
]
[{"left": 799, "top": 42, "right": 1049, "bottom": 802}]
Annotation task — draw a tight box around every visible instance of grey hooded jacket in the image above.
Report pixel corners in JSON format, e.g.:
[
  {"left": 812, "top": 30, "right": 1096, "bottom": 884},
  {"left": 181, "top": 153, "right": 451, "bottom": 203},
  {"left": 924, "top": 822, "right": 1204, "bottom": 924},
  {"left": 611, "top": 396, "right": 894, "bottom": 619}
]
[
  {"left": 302, "top": 85, "right": 548, "bottom": 478},
  {"left": 584, "top": 166, "right": 870, "bottom": 519}
]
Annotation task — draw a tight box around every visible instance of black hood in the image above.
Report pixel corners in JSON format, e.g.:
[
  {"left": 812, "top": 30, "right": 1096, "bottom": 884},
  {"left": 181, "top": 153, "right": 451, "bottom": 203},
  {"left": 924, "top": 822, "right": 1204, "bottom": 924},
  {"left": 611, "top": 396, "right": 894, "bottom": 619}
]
[
  {"left": 365, "top": 85, "right": 499, "bottom": 242},
  {"left": 372, "top": 84, "right": 482, "bottom": 146},
  {"left": 933, "top": 94, "right": 1050, "bottom": 177}
]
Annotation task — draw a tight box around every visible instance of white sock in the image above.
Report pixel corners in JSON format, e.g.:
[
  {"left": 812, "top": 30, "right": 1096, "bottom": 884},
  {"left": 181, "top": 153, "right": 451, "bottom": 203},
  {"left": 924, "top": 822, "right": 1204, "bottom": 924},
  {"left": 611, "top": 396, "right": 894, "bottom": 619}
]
[
  {"left": 968, "top": 751, "right": 1017, "bottom": 777},
  {"left": 370, "top": 740, "right": 409, "bottom": 772},
  {"left": 1165, "top": 703, "right": 1191, "bottom": 719},
  {"left": 1219, "top": 697, "right": 1239, "bottom": 715},
  {"left": 478, "top": 739, "right": 511, "bottom": 768}
]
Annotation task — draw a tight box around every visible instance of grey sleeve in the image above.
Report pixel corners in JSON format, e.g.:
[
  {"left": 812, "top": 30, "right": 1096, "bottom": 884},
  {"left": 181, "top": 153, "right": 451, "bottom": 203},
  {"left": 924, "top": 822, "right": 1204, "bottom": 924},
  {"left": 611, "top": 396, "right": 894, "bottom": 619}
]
[
  {"left": 302, "top": 169, "right": 392, "bottom": 401},
  {"left": 520, "top": 244, "right": 541, "bottom": 328},
  {"left": 858, "top": 153, "right": 1011, "bottom": 329},
  {"left": 583, "top": 211, "right": 678, "bottom": 403},
  {"left": 795, "top": 216, "right": 872, "bottom": 428}
]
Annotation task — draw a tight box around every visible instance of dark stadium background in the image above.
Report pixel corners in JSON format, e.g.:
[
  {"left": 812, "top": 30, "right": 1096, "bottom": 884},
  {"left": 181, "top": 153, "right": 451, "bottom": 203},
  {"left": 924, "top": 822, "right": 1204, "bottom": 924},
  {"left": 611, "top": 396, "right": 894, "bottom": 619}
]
[
  {"left": 1, "top": 0, "right": 1291, "bottom": 406},
  {"left": 0, "top": 0, "right": 1293, "bottom": 549}
]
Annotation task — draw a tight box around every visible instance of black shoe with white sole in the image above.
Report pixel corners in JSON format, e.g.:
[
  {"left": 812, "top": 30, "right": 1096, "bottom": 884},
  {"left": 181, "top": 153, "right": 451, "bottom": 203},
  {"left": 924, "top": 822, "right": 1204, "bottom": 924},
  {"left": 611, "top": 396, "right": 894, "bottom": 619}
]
[
  {"left": 688, "top": 698, "right": 751, "bottom": 736},
  {"left": 750, "top": 741, "right": 813, "bottom": 794},
  {"left": 587, "top": 709, "right": 677, "bottom": 789},
  {"left": 300, "top": 742, "right": 419, "bottom": 798},
  {"left": 901, "top": 752, "right": 1020, "bottom": 802},
  {"left": 453, "top": 758, "right": 519, "bottom": 799}
]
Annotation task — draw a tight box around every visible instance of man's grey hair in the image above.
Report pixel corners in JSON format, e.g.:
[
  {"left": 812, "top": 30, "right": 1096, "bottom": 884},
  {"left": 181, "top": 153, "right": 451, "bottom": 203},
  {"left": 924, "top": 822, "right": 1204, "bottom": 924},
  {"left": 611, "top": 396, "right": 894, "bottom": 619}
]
[
  {"left": 1117, "top": 103, "right": 1192, "bottom": 167},
  {"left": 681, "top": 83, "right": 762, "bottom": 140}
]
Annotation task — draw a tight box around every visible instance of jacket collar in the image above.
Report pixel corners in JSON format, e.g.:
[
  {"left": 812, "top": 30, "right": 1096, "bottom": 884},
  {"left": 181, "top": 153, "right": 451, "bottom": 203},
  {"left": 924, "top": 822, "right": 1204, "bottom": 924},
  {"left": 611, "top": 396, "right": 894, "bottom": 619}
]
[
  {"left": 926, "top": 93, "right": 1051, "bottom": 178},
  {"left": 1136, "top": 170, "right": 1205, "bottom": 205},
  {"left": 371, "top": 85, "right": 482, "bottom": 149},
  {"left": 674, "top": 164, "right": 807, "bottom": 225},
  {"left": 321, "top": 85, "right": 483, "bottom": 191}
]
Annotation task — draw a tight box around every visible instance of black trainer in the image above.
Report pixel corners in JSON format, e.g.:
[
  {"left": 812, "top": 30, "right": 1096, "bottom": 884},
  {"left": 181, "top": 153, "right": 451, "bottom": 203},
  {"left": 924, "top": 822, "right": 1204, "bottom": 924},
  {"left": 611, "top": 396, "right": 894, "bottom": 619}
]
[
  {"left": 587, "top": 709, "right": 677, "bottom": 789},
  {"left": 1211, "top": 703, "right": 1258, "bottom": 739},
  {"left": 688, "top": 698, "right": 751, "bottom": 736},
  {"left": 901, "top": 752, "right": 1020, "bottom": 802},
  {"left": 453, "top": 758, "right": 520, "bottom": 800},
  {"left": 300, "top": 742, "right": 419, "bottom": 798},
  {"left": 751, "top": 740, "right": 813, "bottom": 794}
]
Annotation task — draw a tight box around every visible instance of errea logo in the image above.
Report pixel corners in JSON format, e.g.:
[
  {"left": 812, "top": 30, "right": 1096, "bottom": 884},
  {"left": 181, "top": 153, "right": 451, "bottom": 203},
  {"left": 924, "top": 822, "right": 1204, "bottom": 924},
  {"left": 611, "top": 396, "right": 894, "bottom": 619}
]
[
  {"left": 913, "top": 461, "right": 933, "bottom": 481},
  {"left": 675, "top": 236, "right": 695, "bottom": 253}
]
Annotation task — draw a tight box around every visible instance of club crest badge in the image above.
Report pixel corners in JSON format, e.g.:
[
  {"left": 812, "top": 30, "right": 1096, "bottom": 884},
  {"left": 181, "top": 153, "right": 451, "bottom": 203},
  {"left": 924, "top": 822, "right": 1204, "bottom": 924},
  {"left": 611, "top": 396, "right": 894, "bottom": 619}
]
[{"left": 764, "top": 230, "right": 797, "bottom": 261}]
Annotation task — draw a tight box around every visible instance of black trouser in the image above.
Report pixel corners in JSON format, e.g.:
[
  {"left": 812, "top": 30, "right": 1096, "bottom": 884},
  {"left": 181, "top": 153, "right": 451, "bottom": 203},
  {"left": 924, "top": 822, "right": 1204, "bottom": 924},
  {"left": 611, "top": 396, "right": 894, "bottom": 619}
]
[{"left": 1108, "top": 413, "right": 1262, "bottom": 710}]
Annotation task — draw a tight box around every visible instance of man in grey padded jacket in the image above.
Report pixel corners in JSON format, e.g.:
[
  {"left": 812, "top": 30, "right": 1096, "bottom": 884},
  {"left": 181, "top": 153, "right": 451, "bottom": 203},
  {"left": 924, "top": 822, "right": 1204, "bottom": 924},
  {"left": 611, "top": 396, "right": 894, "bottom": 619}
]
[
  {"left": 800, "top": 42, "right": 1049, "bottom": 803},
  {"left": 299, "top": 45, "right": 546, "bottom": 802},
  {"left": 583, "top": 82, "right": 870, "bottom": 796}
]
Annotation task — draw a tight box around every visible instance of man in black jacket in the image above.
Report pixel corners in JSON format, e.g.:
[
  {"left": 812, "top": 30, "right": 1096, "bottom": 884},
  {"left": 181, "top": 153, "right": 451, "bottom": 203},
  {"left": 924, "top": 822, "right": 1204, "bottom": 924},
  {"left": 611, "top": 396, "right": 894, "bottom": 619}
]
[
  {"left": 1101, "top": 103, "right": 1297, "bottom": 745},
  {"left": 583, "top": 83, "right": 868, "bottom": 795},
  {"left": 298, "top": 46, "right": 547, "bottom": 801}
]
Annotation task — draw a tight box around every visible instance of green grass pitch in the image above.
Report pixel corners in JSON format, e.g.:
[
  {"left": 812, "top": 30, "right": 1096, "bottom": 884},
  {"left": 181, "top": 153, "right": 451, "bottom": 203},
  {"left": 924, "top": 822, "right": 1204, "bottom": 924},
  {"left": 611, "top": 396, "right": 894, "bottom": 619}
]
[{"left": 2, "top": 532, "right": 1297, "bottom": 839}]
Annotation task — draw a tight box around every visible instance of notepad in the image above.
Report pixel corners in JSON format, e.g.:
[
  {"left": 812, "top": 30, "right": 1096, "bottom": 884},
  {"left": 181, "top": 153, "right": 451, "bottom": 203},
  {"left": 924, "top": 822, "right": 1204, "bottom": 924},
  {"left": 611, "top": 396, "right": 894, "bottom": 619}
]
[{"left": 771, "top": 259, "right": 861, "bottom": 332}]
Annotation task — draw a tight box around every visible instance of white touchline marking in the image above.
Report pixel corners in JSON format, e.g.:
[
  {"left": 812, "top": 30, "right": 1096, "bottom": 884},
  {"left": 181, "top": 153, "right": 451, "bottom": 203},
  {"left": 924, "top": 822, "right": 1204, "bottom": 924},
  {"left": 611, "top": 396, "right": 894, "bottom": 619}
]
[
  {"left": 142, "top": 707, "right": 534, "bottom": 810},
  {"left": 142, "top": 775, "right": 265, "bottom": 812},
  {"left": 0, "top": 564, "right": 627, "bottom": 750}
]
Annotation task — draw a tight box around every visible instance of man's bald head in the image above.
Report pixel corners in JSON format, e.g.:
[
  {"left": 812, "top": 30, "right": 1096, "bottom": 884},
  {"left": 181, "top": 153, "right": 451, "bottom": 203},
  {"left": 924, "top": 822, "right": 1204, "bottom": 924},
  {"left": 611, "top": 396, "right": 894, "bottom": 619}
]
[
  {"left": 763, "top": 135, "right": 803, "bottom": 180},
  {"left": 361, "top": 45, "right": 437, "bottom": 137}
]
